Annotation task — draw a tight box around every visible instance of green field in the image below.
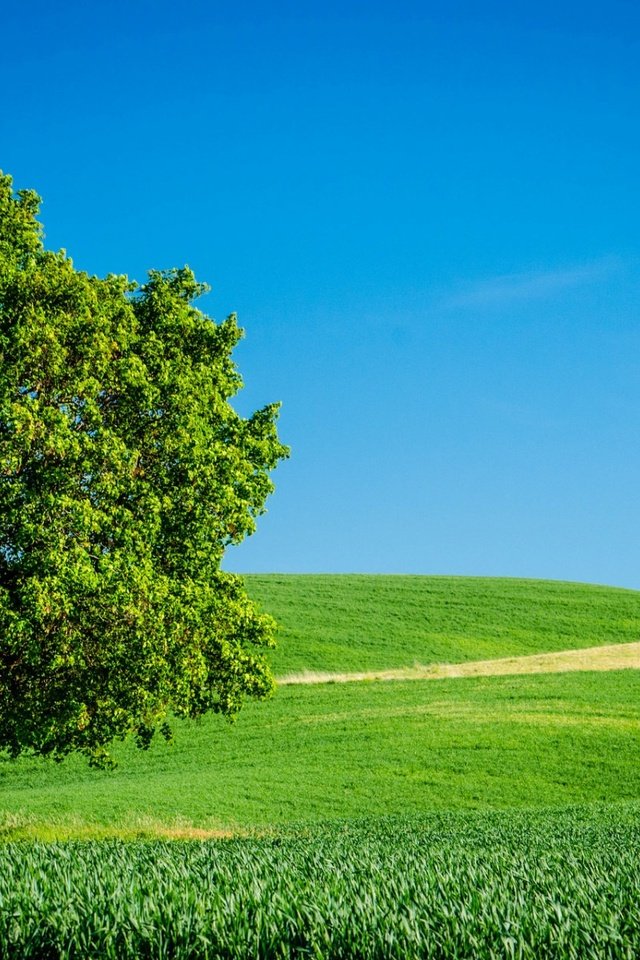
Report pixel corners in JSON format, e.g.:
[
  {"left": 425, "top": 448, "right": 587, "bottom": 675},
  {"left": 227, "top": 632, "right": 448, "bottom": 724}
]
[
  {"left": 2, "top": 806, "right": 639, "bottom": 959},
  {"left": 1, "top": 575, "right": 639, "bottom": 836},
  {"left": 1, "top": 575, "right": 639, "bottom": 957},
  {"left": 2, "top": 669, "right": 640, "bottom": 835},
  {"left": 246, "top": 574, "right": 640, "bottom": 675}
]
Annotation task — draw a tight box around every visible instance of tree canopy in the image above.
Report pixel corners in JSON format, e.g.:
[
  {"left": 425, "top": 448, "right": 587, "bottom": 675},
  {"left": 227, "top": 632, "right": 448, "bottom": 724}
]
[{"left": 0, "top": 172, "right": 289, "bottom": 765}]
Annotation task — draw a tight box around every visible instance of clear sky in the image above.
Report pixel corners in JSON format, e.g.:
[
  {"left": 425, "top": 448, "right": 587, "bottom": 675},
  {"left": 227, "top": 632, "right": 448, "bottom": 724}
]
[{"left": 2, "top": 1, "right": 639, "bottom": 587}]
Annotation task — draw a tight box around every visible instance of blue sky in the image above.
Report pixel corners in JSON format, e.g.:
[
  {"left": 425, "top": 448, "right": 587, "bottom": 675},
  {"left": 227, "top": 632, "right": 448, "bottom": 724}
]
[{"left": 2, "top": 1, "right": 639, "bottom": 587}]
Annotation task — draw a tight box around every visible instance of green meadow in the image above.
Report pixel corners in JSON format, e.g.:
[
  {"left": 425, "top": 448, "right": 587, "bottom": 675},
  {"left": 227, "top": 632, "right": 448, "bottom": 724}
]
[
  {"left": 2, "top": 575, "right": 639, "bottom": 957},
  {"left": 2, "top": 669, "right": 639, "bottom": 837},
  {"left": 247, "top": 574, "right": 640, "bottom": 674},
  {"left": 1, "top": 575, "right": 639, "bottom": 836}
]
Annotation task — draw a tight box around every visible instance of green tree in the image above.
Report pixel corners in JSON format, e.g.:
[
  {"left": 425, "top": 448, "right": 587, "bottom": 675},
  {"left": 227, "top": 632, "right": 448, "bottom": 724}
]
[{"left": 0, "top": 172, "right": 288, "bottom": 765}]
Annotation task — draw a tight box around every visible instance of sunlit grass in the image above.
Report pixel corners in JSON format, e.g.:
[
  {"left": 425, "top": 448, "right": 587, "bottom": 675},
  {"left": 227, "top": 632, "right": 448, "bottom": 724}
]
[
  {"left": 1, "top": 669, "right": 638, "bottom": 836},
  {"left": 2, "top": 575, "right": 639, "bottom": 956},
  {"left": 1, "top": 805, "right": 639, "bottom": 958},
  {"left": 245, "top": 574, "right": 640, "bottom": 675}
]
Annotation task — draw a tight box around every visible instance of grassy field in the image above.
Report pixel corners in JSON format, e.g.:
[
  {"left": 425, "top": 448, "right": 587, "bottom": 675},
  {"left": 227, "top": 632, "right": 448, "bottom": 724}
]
[
  {"left": 245, "top": 575, "right": 640, "bottom": 675},
  {"left": 2, "top": 805, "right": 639, "bottom": 959},
  {"left": 1, "top": 669, "right": 639, "bottom": 835},
  {"left": 0, "top": 576, "right": 639, "bottom": 837},
  {"left": 1, "top": 575, "right": 639, "bottom": 957},
  {"left": 1, "top": 618, "right": 639, "bottom": 835}
]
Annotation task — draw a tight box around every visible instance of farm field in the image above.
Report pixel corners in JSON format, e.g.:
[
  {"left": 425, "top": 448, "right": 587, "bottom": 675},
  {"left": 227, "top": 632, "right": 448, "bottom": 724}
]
[
  {"left": 1, "top": 575, "right": 639, "bottom": 957},
  {"left": 1, "top": 576, "right": 639, "bottom": 837},
  {"left": 247, "top": 574, "right": 640, "bottom": 675},
  {"left": 2, "top": 804, "right": 640, "bottom": 959},
  {"left": 1, "top": 668, "right": 639, "bottom": 836}
]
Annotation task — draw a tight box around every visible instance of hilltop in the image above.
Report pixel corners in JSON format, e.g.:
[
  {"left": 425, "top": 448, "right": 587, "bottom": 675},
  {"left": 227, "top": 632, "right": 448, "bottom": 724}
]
[{"left": 244, "top": 574, "right": 640, "bottom": 675}]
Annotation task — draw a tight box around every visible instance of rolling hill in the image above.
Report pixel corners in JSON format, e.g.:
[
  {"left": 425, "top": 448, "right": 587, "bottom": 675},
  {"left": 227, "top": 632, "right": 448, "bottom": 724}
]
[{"left": 1, "top": 575, "right": 639, "bottom": 838}]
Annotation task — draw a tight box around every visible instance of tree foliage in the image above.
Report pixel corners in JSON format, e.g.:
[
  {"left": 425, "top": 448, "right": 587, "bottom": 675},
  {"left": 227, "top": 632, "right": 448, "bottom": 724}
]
[{"left": 0, "top": 172, "right": 288, "bottom": 765}]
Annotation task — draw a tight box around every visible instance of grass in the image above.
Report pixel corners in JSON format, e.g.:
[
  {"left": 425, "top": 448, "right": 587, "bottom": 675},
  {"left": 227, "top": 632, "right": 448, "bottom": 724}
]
[
  {"left": 277, "top": 641, "right": 640, "bottom": 684},
  {"left": 2, "top": 575, "right": 639, "bottom": 956},
  {"left": 1, "top": 668, "right": 639, "bottom": 836},
  {"left": 244, "top": 575, "right": 640, "bottom": 675},
  {"left": 1, "top": 576, "right": 639, "bottom": 838},
  {"left": 1, "top": 805, "right": 639, "bottom": 958}
]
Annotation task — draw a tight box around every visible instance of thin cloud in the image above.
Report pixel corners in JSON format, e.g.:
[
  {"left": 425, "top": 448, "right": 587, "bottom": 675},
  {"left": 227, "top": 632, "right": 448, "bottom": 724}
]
[{"left": 441, "top": 259, "right": 620, "bottom": 311}]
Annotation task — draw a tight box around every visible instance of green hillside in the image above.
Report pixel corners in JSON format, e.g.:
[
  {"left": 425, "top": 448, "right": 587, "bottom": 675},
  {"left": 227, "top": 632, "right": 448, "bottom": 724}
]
[
  {"left": 1, "top": 576, "right": 639, "bottom": 839},
  {"left": 244, "top": 575, "right": 640, "bottom": 675},
  {"left": 2, "top": 669, "right": 639, "bottom": 837}
]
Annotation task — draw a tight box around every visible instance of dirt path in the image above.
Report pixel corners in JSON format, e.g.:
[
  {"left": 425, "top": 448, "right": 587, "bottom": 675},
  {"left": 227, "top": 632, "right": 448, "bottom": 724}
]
[{"left": 277, "top": 641, "right": 640, "bottom": 686}]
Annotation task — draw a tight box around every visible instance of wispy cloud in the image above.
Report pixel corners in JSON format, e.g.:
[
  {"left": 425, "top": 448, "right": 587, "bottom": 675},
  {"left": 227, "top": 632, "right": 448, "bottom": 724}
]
[{"left": 440, "top": 259, "right": 621, "bottom": 311}]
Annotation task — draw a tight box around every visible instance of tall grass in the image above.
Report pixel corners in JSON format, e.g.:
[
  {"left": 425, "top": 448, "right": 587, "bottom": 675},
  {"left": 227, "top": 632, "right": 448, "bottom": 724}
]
[{"left": 1, "top": 805, "right": 639, "bottom": 958}]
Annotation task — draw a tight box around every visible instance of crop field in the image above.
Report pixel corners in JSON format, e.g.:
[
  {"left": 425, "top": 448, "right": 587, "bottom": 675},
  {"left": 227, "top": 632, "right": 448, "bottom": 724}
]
[
  {"left": 2, "top": 805, "right": 639, "bottom": 959},
  {"left": 1, "top": 575, "right": 639, "bottom": 956}
]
